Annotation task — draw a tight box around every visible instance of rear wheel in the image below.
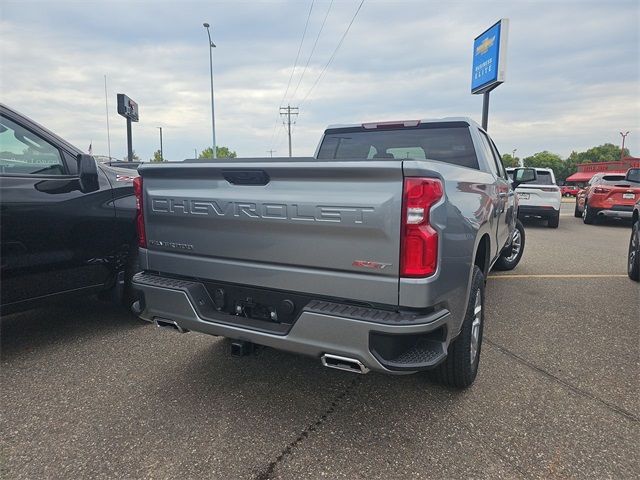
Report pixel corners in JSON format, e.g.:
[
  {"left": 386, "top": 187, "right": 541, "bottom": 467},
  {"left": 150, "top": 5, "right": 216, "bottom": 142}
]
[
  {"left": 493, "top": 220, "right": 525, "bottom": 271},
  {"left": 628, "top": 220, "right": 640, "bottom": 281},
  {"left": 429, "top": 265, "right": 484, "bottom": 389},
  {"left": 547, "top": 211, "right": 560, "bottom": 228},
  {"left": 583, "top": 203, "right": 597, "bottom": 224}
]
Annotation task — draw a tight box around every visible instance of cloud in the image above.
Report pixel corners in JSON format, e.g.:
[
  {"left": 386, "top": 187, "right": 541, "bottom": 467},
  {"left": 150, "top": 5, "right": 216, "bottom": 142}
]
[{"left": 0, "top": 0, "right": 638, "bottom": 161}]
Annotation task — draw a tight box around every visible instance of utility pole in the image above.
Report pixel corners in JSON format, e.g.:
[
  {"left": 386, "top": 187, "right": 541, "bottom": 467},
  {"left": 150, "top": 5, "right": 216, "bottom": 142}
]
[
  {"left": 194, "top": 148, "right": 198, "bottom": 159},
  {"left": 279, "top": 105, "right": 298, "bottom": 157},
  {"left": 620, "top": 131, "right": 630, "bottom": 160},
  {"left": 267, "top": 149, "right": 277, "bottom": 158},
  {"left": 157, "top": 127, "right": 163, "bottom": 161}
]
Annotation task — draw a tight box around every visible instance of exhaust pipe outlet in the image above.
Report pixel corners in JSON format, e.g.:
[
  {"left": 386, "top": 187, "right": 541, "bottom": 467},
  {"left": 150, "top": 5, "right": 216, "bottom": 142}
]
[
  {"left": 321, "top": 354, "right": 369, "bottom": 374},
  {"left": 154, "top": 318, "right": 188, "bottom": 333},
  {"left": 230, "top": 340, "right": 254, "bottom": 357}
]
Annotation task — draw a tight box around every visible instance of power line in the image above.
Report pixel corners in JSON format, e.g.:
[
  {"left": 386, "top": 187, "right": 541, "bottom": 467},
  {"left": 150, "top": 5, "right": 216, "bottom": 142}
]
[
  {"left": 278, "top": 1, "right": 315, "bottom": 108},
  {"left": 300, "top": 0, "right": 365, "bottom": 107},
  {"left": 291, "top": 0, "right": 334, "bottom": 102},
  {"left": 269, "top": 1, "right": 314, "bottom": 150}
]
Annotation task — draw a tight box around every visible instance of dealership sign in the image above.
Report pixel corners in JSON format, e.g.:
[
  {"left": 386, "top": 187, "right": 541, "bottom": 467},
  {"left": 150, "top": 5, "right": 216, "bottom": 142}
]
[
  {"left": 117, "top": 94, "right": 139, "bottom": 122},
  {"left": 471, "top": 19, "right": 509, "bottom": 94}
]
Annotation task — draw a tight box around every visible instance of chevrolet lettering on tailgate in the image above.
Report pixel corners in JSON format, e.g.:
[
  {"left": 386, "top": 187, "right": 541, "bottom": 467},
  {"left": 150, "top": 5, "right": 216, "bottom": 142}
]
[{"left": 151, "top": 198, "right": 375, "bottom": 224}]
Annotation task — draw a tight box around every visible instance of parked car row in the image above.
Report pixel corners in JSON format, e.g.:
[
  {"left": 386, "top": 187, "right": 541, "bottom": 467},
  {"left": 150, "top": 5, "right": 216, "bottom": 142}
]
[{"left": 2, "top": 103, "right": 637, "bottom": 392}]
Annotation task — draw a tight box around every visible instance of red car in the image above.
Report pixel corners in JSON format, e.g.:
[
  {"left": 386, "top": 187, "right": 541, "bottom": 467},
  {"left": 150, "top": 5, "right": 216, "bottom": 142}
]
[
  {"left": 561, "top": 185, "right": 580, "bottom": 197},
  {"left": 576, "top": 171, "right": 640, "bottom": 224}
]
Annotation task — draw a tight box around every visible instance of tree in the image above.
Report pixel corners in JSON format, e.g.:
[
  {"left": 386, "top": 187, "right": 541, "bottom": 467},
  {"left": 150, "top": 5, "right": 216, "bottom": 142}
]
[
  {"left": 556, "top": 143, "right": 630, "bottom": 182},
  {"left": 522, "top": 151, "right": 564, "bottom": 179},
  {"left": 150, "top": 149, "right": 164, "bottom": 162},
  {"left": 568, "top": 143, "right": 629, "bottom": 165},
  {"left": 123, "top": 151, "right": 140, "bottom": 161},
  {"left": 501, "top": 153, "right": 520, "bottom": 168},
  {"left": 198, "top": 146, "right": 237, "bottom": 159}
]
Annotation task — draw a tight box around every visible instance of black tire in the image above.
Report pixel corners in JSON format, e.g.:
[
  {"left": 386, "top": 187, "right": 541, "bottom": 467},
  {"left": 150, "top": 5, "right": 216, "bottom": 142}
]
[
  {"left": 628, "top": 219, "right": 640, "bottom": 281},
  {"left": 493, "top": 220, "right": 525, "bottom": 271},
  {"left": 574, "top": 202, "right": 581, "bottom": 218},
  {"left": 429, "top": 266, "right": 485, "bottom": 389},
  {"left": 547, "top": 211, "right": 560, "bottom": 228},
  {"left": 583, "top": 203, "right": 597, "bottom": 224}
]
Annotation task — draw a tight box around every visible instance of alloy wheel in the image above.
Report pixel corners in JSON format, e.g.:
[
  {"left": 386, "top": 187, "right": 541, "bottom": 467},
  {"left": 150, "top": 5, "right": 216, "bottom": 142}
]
[{"left": 505, "top": 228, "right": 522, "bottom": 263}]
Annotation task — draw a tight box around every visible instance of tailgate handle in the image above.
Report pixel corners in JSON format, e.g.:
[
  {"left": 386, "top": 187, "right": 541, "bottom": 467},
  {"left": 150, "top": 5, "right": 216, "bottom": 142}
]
[{"left": 223, "top": 170, "right": 270, "bottom": 186}]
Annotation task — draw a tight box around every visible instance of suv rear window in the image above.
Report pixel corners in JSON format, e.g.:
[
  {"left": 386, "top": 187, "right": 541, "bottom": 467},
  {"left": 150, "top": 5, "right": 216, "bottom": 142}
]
[
  {"left": 317, "top": 124, "right": 479, "bottom": 169},
  {"left": 600, "top": 175, "right": 627, "bottom": 184},
  {"left": 533, "top": 171, "right": 555, "bottom": 185},
  {"left": 506, "top": 170, "right": 555, "bottom": 185}
]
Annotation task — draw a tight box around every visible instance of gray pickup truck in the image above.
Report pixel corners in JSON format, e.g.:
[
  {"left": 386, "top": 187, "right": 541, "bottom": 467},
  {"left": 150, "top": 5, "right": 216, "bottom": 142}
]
[{"left": 132, "top": 118, "right": 535, "bottom": 388}]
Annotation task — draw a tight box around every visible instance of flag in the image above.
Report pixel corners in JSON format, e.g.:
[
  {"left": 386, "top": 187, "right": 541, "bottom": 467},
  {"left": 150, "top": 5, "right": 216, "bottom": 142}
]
[{"left": 88, "top": 142, "right": 92, "bottom": 155}]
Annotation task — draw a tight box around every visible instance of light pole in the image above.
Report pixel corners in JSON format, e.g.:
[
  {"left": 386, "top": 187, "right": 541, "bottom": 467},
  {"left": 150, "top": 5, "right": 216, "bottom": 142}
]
[
  {"left": 620, "top": 131, "right": 630, "bottom": 160},
  {"left": 157, "top": 127, "right": 163, "bottom": 161},
  {"left": 203, "top": 22, "right": 217, "bottom": 159},
  {"left": 512, "top": 148, "right": 521, "bottom": 167}
]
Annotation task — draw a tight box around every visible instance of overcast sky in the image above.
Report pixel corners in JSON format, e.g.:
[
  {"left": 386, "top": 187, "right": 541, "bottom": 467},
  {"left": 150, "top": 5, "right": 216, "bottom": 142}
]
[{"left": 1, "top": 0, "right": 638, "bottom": 161}]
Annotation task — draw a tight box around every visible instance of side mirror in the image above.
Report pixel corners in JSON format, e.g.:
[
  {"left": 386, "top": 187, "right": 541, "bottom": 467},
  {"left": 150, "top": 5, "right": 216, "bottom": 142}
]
[
  {"left": 77, "top": 154, "right": 99, "bottom": 193},
  {"left": 625, "top": 168, "right": 640, "bottom": 184},
  {"left": 512, "top": 167, "right": 537, "bottom": 188}
]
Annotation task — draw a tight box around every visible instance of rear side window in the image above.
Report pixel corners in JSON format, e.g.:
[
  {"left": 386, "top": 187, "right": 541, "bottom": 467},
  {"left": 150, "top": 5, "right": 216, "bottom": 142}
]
[
  {"left": 0, "top": 115, "right": 65, "bottom": 175},
  {"left": 317, "top": 125, "right": 479, "bottom": 169}
]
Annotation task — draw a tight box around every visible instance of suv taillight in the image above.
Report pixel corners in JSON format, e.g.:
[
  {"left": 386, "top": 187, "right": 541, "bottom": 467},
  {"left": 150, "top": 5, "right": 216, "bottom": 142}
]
[
  {"left": 133, "top": 176, "right": 146, "bottom": 248},
  {"left": 400, "top": 177, "right": 443, "bottom": 277},
  {"left": 593, "top": 187, "right": 610, "bottom": 194}
]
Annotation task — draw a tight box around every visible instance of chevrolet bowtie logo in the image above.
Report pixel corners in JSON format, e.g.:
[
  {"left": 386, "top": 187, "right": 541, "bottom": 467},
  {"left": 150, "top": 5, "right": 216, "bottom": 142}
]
[{"left": 476, "top": 36, "right": 495, "bottom": 55}]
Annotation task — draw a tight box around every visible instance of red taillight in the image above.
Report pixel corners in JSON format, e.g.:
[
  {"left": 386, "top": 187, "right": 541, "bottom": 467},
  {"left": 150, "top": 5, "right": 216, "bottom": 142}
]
[
  {"left": 593, "top": 187, "right": 610, "bottom": 194},
  {"left": 400, "top": 177, "right": 443, "bottom": 277},
  {"left": 133, "top": 176, "right": 146, "bottom": 248}
]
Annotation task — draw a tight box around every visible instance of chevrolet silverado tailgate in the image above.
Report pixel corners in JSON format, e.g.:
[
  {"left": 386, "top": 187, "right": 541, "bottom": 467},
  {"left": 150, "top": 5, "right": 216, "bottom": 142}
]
[{"left": 138, "top": 160, "right": 403, "bottom": 305}]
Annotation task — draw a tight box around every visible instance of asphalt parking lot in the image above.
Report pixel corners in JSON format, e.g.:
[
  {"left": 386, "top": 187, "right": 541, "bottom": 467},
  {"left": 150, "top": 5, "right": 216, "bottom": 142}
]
[{"left": 2, "top": 201, "right": 638, "bottom": 479}]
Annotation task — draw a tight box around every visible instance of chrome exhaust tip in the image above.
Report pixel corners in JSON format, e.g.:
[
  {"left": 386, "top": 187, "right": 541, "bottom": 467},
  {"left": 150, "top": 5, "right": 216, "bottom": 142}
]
[
  {"left": 321, "top": 354, "right": 369, "bottom": 374},
  {"left": 154, "top": 318, "right": 188, "bottom": 333}
]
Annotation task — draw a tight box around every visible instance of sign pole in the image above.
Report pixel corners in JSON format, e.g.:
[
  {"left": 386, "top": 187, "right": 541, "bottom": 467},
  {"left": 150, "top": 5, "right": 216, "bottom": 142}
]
[
  {"left": 481, "top": 91, "right": 490, "bottom": 130},
  {"left": 126, "top": 118, "right": 133, "bottom": 162},
  {"left": 117, "top": 93, "right": 139, "bottom": 162},
  {"left": 471, "top": 19, "right": 508, "bottom": 131}
]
